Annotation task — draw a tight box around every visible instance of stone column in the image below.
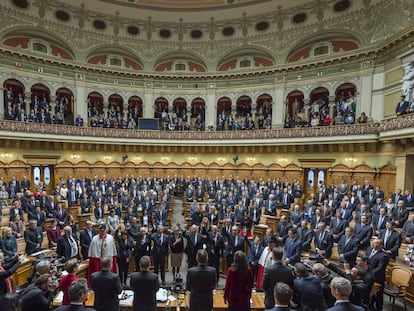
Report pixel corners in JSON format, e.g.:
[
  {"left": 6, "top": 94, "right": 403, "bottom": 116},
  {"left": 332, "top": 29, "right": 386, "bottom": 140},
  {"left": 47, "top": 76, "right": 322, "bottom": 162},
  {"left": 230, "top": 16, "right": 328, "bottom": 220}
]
[
  {"left": 273, "top": 88, "right": 284, "bottom": 128},
  {"left": 359, "top": 64, "right": 374, "bottom": 120},
  {"left": 251, "top": 100, "right": 257, "bottom": 120},
  {"left": 75, "top": 85, "right": 87, "bottom": 125},
  {"left": 103, "top": 101, "right": 109, "bottom": 118},
  {"left": 303, "top": 99, "right": 311, "bottom": 121},
  {"left": 328, "top": 96, "right": 336, "bottom": 119},
  {"left": 143, "top": 89, "right": 153, "bottom": 118},
  {"left": 0, "top": 86, "right": 4, "bottom": 120},
  {"left": 24, "top": 92, "right": 31, "bottom": 115},
  {"left": 206, "top": 87, "right": 216, "bottom": 130},
  {"left": 395, "top": 155, "right": 414, "bottom": 192},
  {"left": 49, "top": 95, "right": 57, "bottom": 117}
]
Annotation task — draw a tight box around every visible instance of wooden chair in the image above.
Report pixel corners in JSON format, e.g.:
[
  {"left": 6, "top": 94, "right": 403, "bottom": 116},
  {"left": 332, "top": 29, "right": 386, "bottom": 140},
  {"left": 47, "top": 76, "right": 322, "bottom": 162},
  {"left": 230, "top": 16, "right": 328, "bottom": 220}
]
[{"left": 384, "top": 266, "right": 412, "bottom": 310}]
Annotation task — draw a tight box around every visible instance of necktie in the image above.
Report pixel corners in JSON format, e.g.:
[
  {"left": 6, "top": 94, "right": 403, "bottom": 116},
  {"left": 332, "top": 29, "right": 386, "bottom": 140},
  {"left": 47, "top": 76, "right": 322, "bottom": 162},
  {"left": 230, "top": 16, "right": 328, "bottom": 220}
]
[
  {"left": 160, "top": 234, "right": 163, "bottom": 245},
  {"left": 194, "top": 234, "right": 197, "bottom": 245},
  {"left": 345, "top": 237, "right": 350, "bottom": 246},
  {"left": 369, "top": 249, "right": 377, "bottom": 259},
  {"left": 255, "top": 245, "right": 258, "bottom": 256},
  {"left": 384, "top": 231, "right": 390, "bottom": 247}
]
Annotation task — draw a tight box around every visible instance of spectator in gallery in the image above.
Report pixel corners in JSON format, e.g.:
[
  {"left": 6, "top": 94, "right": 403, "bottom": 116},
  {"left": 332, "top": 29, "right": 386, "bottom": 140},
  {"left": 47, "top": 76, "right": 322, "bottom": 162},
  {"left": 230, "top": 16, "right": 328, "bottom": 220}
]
[
  {"left": 75, "top": 114, "right": 84, "bottom": 126},
  {"left": 396, "top": 95, "right": 410, "bottom": 116}
]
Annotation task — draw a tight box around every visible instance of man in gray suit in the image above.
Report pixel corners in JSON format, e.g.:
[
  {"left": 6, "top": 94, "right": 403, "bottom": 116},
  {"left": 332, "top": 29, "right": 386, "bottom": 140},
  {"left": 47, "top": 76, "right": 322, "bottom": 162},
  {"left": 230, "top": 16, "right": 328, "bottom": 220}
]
[
  {"left": 327, "top": 277, "right": 364, "bottom": 311},
  {"left": 130, "top": 256, "right": 160, "bottom": 311},
  {"left": 262, "top": 248, "right": 294, "bottom": 309},
  {"left": 186, "top": 249, "right": 217, "bottom": 311}
]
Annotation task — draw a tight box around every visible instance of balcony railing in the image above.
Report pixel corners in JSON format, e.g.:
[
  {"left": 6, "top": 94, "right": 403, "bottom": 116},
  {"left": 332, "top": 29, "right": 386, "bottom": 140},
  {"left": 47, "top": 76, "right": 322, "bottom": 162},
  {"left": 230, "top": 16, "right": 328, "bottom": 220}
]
[{"left": 0, "top": 114, "right": 412, "bottom": 142}]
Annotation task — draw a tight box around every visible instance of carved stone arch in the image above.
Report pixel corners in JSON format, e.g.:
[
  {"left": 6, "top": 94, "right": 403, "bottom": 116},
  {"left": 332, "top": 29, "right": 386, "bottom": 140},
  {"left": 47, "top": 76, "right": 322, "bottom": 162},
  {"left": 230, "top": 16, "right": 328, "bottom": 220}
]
[
  {"left": 29, "top": 81, "right": 53, "bottom": 94},
  {"left": 83, "top": 44, "right": 144, "bottom": 68},
  {"left": 285, "top": 30, "right": 362, "bottom": 63},
  {"left": 0, "top": 26, "right": 76, "bottom": 60},
  {"left": 2, "top": 77, "right": 28, "bottom": 94},
  {"left": 153, "top": 50, "right": 207, "bottom": 72},
  {"left": 216, "top": 44, "right": 275, "bottom": 71}
]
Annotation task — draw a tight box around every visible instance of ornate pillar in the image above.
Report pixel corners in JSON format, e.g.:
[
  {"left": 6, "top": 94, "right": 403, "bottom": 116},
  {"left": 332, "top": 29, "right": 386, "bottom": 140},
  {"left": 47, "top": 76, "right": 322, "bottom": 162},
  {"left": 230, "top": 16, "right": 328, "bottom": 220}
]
[
  {"left": 359, "top": 62, "right": 374, "bottom": 120},
  {"left": 273, "top": 88, "right": 284, "bottom": 128},
  {"left": 303, "top": 99, "right": 311, "bottom": 121},
  {"left": 328, "top": 96, "right": 336, "bottom": 118},
  {"left": 75, "top": 85, "right": 87, "bottom": 125},
  {"left": 103, "top": 101, "right": 109, "bottom": 118},
  {"left": 251, "top": 100, "right": 257, "bottom": 120},
  {"left": 143, "top": 88, "right": 153, "bottom": 118},
  {"left": 24, "top": 92, "right": 31, "bottom": 115},
  {"left": 49, "top": 95, "right": 57, "bottom": 117},
  {"left": 206, "top": 87, "right": 216, "bottom": 130},
  {"left": 0, "top": 86, "right": 4, "bottom": 120},
  {"left": 395, "top": 155, "right": 414, "bottom": 193}
]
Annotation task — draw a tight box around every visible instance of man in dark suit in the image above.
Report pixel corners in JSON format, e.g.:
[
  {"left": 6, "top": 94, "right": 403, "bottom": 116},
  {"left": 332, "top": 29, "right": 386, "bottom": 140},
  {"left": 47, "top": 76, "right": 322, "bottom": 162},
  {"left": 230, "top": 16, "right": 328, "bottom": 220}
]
[
  {"left": 57, "top": 226, "right": 80, "bottom": 262},
  {"left": 133, "top": 226, "right": 151, "bottom": 271},
  {"left": 184, "top": 224, "right": 204, "bottom": 268},
  {"left": 337, "top": 227, "right": 359, "bottom": 266},
  {"left": 283, "top": 228, "right": 302, "bottom": 265},
  {"left": 91, "top": 256, "right": 122, "bottom": 311},
  {"left": 329, "top": 210, "right": 347, "bottom": 242},
  {"left": 262, "top": 247, "right": 294, "bottom": 309},
  {"left": 379, "top": 220, "right": 401, "bottom": 259},
  {"left": 130, "top": 256, "right": 160, "bottom": 311},
  {"left": 297, "top": 220, "right": 313, "bottom": 251},
  {"left": 151, "top": 225, "right": 169, "bottom": 285},
  {"left": 366, "top": 239, "right": 389, "bottom": 311},
  {"left": 293, "top": 262, "right": 326, "bottom": 311},
  {"left": 402, "top": 211, "right": 414, "bottom": 243},
  {"left": 24, "top": 219, "right": 43, "bottom": 255},
  {"left": 55, "top": 278, "right": 96, "bottom": 311},
  {"left": 372, "top": 207, "right": 388, "bottom": 236},
  {"left": 224, "top": 225, "right": 246, "bottom": 267},
  {"left": 79, "top": 221, "right": 95, "bottom": 260},
  {"left": 354, "top": 215, "right": 372, "bottom": 250},
  {"left": 290, "top": 204, "right": 304, "bottom": 227},
  {"left": 314, "top": 222, "right": 333, "bottom": 258},
  {"left": 187, "top": 249, "right": 217, "bottom": 311},
  {"left": 392, "top": 199, "right": 409, "bottom": 228},
  {"left": 247, "top": 235, "right": 264, "bottom": 284},
  {"left": 54, "top": 203, "right": 68, "bottom": 228},
  {"left": 28, "top": 205, "right": 46, "bottom": 229},
  {"left": 208, "top": 225, "right": 225, "bottom": 284},
  {"left": 265, "top": 282, "right": 295, "bottom": 311},
  {"left": 276, "top": 215, "right": 292, "bottom": 244},
  {"left": 20, "top": 274, "right": 53, "bottom": 311},
  {"left": 327, "top": 277, "right": 365, "bottom": 311}
]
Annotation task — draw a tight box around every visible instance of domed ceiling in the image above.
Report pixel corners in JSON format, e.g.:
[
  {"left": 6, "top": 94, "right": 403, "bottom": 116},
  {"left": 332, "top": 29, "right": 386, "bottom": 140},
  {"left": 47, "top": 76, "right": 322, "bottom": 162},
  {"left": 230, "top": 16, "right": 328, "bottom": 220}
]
[{"left": 2, "top": 0, "right": 413, "bottom": 72}]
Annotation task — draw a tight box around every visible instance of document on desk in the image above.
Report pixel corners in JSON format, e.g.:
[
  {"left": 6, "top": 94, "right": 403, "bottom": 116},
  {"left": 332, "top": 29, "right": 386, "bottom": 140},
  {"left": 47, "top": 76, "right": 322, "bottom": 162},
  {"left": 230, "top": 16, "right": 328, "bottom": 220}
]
[
  {"left": 119, "top": 290, "right": 134, "bottom": 306},
  {"left": 156, "top": 288, "right": 168, "bottom": 302}
]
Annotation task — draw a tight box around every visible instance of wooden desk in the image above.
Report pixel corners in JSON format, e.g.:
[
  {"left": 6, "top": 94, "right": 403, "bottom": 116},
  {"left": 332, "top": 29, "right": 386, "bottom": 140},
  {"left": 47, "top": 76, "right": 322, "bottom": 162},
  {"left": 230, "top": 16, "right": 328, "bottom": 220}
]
[{"left": 53, "top": 289, "right": 265, "bottom": 311}]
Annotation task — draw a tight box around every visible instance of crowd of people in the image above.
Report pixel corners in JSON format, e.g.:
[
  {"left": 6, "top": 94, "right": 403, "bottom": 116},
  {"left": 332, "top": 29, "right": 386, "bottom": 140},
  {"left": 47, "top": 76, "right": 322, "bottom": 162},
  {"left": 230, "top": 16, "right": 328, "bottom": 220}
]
[
  {"left": 284, "top": 93, "right": 371, "bottom": 128},
  {"left": 0, "top": 174, "right": 414, "bottom": 310},
  {"left": 4, "top": 87, "right": 71, "bottom": 125}
]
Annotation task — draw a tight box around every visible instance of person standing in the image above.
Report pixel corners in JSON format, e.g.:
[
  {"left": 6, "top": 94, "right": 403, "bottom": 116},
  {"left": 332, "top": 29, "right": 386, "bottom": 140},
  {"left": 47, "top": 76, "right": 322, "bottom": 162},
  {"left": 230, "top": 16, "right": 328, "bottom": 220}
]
[
  {"left": 151, "top": 225, "right": 169, "bottom": 286},
  {"left": 256, "top": 236, "right": 278, "bottom": 289},
  {"left": 87, "top": 225, "right": 117, "bottom": 283},
  {"left": 262, "top": 248, "right": 294, "bottom": 310},
  {"left": 21, "top": 274, "right": 53, "bottom": 311},
  {"left": 187, "top": 249, "right": 217, "bottom": 311},
  {"left": 327, "top": 277, "right": 365, "bottom": 311},
  {"left": 265, "top": 282, "right": 295, "bottom": 311},
  {"left": 59, "top": 259, "right": 78, "bottom": 306},
  {"left": 208, "top": 225, "right": 225, "bottom": 285},
  {"left": 247, "top": 235, "right": 264, "bottom": 285},
  {"left": 24, "top": 219, "right": 43, "bottom": 255},
  {"left": 57, "top": 226, "right": 80, "bottom": 262},
  {"left": 170, "top": 224, "right": 184, "bottom": 277},
  {"left": 91, "top": 256, "right": 122, "bottom": 311},
  {"left": 366, "top": 239, "right": 389, "bottom": 311},
  {"left": 224, "top": 250, "right": 254, "bottom": 311},
  {"left": 79, "top": 221, "right": 96, "bottom": 260},
  {"left": 116, "top": 230, "right": 133, "bottom": 287},
  {"left": 130, "top": 256, "right": 160, "bottom": 311},
  {"left": 133, "top": 227, "right": 151, "bottom": 272},
  {"left": 283, "top": 228, "right": 302, "bottom": 265}
]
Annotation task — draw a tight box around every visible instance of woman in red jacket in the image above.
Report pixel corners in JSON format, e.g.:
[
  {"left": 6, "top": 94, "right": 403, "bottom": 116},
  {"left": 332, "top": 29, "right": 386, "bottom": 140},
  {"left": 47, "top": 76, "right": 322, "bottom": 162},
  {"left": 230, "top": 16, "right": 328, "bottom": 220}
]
[{"left": 224, "top": 250, "right": 254, "bottom": 311}]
